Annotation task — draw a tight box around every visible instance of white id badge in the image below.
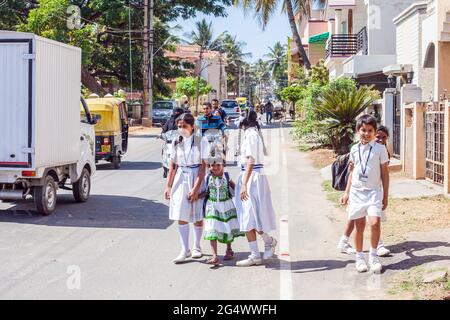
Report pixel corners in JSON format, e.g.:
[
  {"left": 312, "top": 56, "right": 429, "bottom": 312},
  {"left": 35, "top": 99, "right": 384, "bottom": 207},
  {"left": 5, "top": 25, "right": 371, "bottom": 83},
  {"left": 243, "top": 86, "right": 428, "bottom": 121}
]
[{"left": 359, "top": 174, "right": 369, "bottom": 182}]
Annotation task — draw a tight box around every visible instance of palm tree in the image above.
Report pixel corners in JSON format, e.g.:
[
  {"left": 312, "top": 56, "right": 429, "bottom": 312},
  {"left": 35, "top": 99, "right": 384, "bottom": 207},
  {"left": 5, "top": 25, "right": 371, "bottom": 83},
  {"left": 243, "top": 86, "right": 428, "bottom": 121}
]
[
  {"left": 222, "top": 34, "right": 252, "bottom": 96},
  {"left": 187, "top": 19, "right": 224, "bottom": 114},
  {"left": 265, "top": 41, "right": 288, "bottom": 90},
  {"left": 265, "top": 42, "right": 287, "bottom": 75},
  {"left": 234, "top": 0, "right": 324, "bottom": 69}
]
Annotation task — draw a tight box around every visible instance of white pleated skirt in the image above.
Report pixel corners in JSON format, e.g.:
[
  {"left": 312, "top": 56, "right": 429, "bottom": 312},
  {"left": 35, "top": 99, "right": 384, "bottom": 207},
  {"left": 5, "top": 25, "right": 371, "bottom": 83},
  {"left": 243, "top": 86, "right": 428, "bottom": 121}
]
[
  {"left": 234, "top": 168, "right": 277, "bottom": 233},
  {"left": 169, "top": 167, "right": 204, "bottom": 223}
]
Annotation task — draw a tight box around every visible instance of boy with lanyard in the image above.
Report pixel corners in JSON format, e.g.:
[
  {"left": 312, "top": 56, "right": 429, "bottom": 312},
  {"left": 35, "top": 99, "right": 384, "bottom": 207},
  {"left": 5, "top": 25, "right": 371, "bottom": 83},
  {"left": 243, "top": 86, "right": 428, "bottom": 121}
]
[{"left": 341, "top": 115, "right": 390, "bottom": 273}]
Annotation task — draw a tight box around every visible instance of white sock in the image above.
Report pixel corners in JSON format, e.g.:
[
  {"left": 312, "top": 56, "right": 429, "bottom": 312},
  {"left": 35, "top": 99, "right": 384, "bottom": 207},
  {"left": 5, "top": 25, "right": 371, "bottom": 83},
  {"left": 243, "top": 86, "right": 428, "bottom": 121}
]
[
  {"left": 356, "top": 252, "right": 364, "bottom": 260},
  {"left": 369, "top": 247, "right": 377, "bottom": 257},
  {"left": 340, "top": 235, "right": 349, "bottom": 243},
  {"left": 378, "top": 239, "right": 384, "bottom": 247},
  {"left": 260, "top": 232, "right": 272, "bottom": 245},
  {"left": 178, "top": 224, "right": 190, "bottom": 253},
  {"left": 248, "top": 241, "right": 260, "bottom": 258},
  {"left": 193, "top": 225, "right": 203, "bottom": 250}
]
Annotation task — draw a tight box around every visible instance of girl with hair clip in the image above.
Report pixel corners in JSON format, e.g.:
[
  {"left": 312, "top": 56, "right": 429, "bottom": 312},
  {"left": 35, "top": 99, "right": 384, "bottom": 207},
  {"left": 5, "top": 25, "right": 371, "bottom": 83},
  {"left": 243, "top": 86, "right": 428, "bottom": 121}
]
[
  {"left": 165, "top": 113, "right": 209, "bottom": 264},
  {"left": 234, "top": 109, "right": 277, "bottom": 267}
]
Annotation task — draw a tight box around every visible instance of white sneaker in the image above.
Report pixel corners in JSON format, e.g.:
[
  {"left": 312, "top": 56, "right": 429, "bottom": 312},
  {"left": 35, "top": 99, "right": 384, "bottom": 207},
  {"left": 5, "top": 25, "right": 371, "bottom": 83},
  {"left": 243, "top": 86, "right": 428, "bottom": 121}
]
[
  {"left": 369, "top": 255, "right": 382, "bottom": 274},
  {"left": 173, "top": 250, "right": 191, "bottom": 264},
  {"left": 191, "top": 248, "right": 203, "bottom": 259},
  {"left": 263, "top": 237, "right": 277, "bottom": 260},
  {"left": 236, "top": 255, "right": 262, "bottom": 267},
  {"left": 377, "top": 245, "right": 391, "bottom": 257},
  {"left": 355, "top": 257, "right": 368, "bottom": 273},
  {"left": 337, "top": 240, "right": 356, "bottom": 254}
]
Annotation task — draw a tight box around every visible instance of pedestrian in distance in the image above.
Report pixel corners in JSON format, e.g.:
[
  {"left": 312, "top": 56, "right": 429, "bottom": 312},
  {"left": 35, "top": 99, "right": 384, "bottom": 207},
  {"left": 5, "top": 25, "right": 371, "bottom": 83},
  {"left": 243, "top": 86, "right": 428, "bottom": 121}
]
[
  {"left": 164, "top": 113, "right": 210, "bottom": 264},
  {"left": 340, "top": 115, "right": 390, "bottom": 273},
  {"left": 234, "top": 109, "right": 277, "bottom": 267},
  {"left": 337, "top": 126, "right": 392, "bottom": 257},
  {"left": 265, "top": 100, "right": 273, "bottom": 124},
  {"left": 199, "top": 160, "right": 244, "bottom": 266}
]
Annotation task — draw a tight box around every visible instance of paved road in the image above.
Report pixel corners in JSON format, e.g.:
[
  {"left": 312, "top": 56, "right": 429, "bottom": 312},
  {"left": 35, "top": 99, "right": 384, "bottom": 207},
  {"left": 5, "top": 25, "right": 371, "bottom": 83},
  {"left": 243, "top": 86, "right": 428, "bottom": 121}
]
[{"left": 0, "top": 123, "right": 384, "bottom": 299}]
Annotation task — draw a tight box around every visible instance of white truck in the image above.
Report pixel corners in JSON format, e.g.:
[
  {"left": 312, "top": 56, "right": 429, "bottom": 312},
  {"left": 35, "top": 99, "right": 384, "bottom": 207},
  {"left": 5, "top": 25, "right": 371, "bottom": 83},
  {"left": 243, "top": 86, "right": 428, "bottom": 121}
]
[{"left": 0, "top": 31, "right": 96, "bottom": 215}]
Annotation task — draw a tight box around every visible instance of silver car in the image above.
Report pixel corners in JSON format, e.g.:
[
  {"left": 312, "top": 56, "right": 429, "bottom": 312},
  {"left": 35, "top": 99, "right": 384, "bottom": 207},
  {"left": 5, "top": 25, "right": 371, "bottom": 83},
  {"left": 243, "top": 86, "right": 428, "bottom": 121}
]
[{"left": 152, "top": 101, "right": 179, "bottom": 126}]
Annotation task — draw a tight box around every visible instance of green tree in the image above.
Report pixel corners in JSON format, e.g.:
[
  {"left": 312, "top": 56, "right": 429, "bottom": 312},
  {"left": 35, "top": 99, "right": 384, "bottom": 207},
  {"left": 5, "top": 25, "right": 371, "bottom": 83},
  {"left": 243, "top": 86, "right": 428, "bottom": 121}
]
[
  {"left": 1, "top": 0, "right": 232, "bottom": 96},
  {"left": 308, "top": 59, "right": 329, "bottom": 86},
  {"left": 176, "top": 77, "right": 212, "bottom": 99},
  {"left": 265, "top": 41, "right": 288, "bottom": 90}
]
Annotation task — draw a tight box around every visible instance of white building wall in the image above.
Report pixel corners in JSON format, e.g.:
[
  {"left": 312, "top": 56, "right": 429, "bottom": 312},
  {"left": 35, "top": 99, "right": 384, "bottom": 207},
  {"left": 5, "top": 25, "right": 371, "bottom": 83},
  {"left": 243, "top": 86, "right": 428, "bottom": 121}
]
[
  {"left": 368, "top": 0, "right": 417, "bottom": 55},
  {"left": 353, "top": 0, "right": 368, "bottom": 33},
  {"left": 396, "top": 11, "right": 420, "bottom": 86}
]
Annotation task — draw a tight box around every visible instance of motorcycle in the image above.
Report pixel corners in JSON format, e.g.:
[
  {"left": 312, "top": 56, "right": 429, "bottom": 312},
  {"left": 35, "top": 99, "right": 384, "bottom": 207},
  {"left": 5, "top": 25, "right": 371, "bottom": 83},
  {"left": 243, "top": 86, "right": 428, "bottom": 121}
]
[
  {"left": 203, "top": 129, "right": 228, "bottom": 163},
  {"left": 160, "top": 130, "right": 180, "bottom": 178}
]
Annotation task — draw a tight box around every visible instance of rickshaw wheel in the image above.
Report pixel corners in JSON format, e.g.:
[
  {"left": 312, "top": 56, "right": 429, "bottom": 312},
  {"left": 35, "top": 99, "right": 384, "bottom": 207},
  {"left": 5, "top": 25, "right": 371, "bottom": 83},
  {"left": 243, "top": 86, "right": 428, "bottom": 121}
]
[{"left": 112, "top": 153, "right": 121, "bottom": 169}]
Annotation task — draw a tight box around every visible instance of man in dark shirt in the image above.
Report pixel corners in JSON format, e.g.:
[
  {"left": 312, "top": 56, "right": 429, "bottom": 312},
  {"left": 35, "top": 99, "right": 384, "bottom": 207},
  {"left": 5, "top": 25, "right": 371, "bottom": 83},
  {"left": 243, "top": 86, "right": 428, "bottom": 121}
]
[
  {"left": 265, "top": 100, "right": 274, "bottom": 124},
  {"left": 162, "top": 107, "right": 184, "bottom": 133}
]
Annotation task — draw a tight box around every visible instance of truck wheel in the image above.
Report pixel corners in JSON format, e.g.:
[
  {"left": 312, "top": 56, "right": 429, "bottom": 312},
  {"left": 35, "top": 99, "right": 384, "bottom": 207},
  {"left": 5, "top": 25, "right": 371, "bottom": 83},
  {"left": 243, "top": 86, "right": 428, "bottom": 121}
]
[
  {"left": 72, "top": 168, "right": 91, "bottom": 203},
  {"left": 34, "top": 175, "right": 57, "bottom": 216},
  {"left": 112, "top": 153, "right": 121, "bottom": 169}
]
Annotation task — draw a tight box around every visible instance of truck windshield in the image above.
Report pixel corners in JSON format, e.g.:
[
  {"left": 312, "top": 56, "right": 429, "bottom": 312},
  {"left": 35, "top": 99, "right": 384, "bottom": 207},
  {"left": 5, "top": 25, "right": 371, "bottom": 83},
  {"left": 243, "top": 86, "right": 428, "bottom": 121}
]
[{"left": 154, "top": 102, "right": 173, "bottom": 110}]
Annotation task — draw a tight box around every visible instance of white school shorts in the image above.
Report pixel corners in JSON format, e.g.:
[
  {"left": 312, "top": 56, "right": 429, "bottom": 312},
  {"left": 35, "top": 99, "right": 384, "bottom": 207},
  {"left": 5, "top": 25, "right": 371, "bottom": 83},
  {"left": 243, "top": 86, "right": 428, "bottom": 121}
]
[{"left": 347, "top": 189, "right": 383, "bottom": 220}]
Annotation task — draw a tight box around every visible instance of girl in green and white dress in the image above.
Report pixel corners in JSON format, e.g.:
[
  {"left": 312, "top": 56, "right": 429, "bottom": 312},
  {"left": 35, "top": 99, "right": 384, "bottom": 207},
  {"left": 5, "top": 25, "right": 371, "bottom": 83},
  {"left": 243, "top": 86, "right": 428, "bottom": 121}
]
[{"left": 201, "top": 161, "right": 244, "bottom": 265}]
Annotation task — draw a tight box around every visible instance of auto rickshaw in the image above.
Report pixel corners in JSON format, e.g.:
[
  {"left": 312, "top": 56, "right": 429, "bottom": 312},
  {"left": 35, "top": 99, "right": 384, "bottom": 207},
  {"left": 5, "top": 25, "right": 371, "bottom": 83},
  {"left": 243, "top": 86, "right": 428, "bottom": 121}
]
[
  {"left": 236, "top": 97, "right": 247, "bottom": 111},
  {"left": 81, "top": 98, "right": 129, "bottom": 169}
]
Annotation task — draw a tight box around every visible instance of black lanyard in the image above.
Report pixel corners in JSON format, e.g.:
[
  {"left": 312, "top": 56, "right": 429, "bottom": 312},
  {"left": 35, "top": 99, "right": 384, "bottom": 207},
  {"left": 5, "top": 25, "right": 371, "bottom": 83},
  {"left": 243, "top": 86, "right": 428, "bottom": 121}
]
[{"left": 358, "top": 143, "right": 372, "bottom": 175}]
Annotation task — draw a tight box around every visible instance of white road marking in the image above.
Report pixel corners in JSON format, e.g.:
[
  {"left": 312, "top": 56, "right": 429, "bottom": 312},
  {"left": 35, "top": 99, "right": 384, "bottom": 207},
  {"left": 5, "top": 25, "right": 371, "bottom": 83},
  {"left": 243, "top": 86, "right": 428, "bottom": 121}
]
[{"left": 278, "top": 124, "right": 293, "bottom": 300}]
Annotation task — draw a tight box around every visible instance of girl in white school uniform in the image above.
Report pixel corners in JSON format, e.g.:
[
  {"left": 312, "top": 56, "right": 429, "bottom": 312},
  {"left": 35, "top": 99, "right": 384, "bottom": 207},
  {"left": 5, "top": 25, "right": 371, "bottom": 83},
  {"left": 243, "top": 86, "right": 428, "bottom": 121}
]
[
  {"left": 234, "top": 109, "right": 277, "bottom": 267},
  {"left": 164, "top": 113, "right": 209, "bottom": 264}
]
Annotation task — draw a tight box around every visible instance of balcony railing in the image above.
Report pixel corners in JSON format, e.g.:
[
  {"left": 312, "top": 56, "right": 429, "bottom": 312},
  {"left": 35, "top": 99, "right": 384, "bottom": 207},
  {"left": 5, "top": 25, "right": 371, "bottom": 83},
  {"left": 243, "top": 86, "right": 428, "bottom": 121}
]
[{"left": 326, "top": 27, "right": 368, "bottom": 59}]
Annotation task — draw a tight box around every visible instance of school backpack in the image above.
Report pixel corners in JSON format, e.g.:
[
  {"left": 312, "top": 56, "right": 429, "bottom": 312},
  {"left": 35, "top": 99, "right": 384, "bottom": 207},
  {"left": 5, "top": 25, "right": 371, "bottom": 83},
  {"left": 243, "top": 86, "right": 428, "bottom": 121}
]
[{"left": 331, "top": 153, "right": 351, "bottom": 191}]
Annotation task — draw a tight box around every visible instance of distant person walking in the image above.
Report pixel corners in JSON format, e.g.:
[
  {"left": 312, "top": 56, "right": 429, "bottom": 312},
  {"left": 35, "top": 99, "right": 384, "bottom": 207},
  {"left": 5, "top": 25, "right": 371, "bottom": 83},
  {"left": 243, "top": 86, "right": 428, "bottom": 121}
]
[{"left": 265, "top": 100, "right": 273, "bottom": 124}]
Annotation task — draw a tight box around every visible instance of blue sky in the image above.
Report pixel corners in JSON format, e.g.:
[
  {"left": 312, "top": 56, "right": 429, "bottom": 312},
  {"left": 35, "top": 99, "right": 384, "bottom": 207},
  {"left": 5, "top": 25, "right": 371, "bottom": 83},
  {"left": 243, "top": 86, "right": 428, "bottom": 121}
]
[{"left": 173, "top": 4, "right": 292, "bottom": 62}]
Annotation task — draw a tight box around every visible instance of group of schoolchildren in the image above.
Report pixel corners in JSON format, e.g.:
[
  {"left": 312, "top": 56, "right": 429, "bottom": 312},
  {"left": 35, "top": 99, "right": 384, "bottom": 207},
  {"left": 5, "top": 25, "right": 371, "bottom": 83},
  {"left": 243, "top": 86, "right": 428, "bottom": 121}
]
[
  {"left": 164, "top": 102, "right": 277, "bottom": 267},
  {"left": 164, "top": 98, "right": 392, "bottom": 273}
]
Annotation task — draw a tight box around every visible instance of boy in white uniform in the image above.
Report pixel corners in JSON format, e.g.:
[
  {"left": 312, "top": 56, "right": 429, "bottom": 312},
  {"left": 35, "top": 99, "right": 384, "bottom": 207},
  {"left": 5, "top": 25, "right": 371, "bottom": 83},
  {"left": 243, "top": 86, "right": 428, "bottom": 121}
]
[{"left": 341, "top": 115, "right": 390, "bottom": 273}]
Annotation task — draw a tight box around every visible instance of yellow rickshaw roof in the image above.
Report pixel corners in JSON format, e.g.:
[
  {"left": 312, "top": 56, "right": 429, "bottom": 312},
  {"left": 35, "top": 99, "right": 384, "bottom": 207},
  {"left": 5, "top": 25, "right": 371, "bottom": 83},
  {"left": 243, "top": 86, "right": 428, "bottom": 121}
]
[{"left": 82, "top": 97, "right": 125, "bottom": 111}]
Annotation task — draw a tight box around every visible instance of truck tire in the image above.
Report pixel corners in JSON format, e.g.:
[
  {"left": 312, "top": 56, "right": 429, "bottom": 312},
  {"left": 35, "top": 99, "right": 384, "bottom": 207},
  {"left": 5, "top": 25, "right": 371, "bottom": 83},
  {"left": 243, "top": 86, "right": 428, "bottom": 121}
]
[
  {"left": 112, "top": 152, "right": 121, "bottom": 169},
  {"left": 72, "top": 168, "right": 91, "bottom": 203},
  {"left": 34, "top": 175, "right": 57, "bottom": 216}
]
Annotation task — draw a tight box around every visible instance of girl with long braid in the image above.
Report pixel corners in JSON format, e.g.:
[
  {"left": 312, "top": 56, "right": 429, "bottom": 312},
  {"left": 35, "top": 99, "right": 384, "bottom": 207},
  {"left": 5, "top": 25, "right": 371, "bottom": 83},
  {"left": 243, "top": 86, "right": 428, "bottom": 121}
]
[{"left": 234, "top": 109, "right": 277, "bottom": 267}]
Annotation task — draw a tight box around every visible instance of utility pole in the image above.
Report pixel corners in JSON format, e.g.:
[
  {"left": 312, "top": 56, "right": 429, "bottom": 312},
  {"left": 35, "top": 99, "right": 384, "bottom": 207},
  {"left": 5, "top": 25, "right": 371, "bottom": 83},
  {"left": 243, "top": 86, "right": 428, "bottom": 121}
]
[
  {"left": 142, "top": 0, "right": 149, "bottom": 124},
  {"left": 148, "top": 0, "right": 154, "bottom": 127}
]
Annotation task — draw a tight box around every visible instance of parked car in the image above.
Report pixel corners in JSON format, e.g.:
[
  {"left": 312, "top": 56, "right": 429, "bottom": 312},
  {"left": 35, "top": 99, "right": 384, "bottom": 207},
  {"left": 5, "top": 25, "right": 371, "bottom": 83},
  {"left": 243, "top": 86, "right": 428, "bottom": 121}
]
[
  {"left": 220, "top": 100, "right": 240, "bottom": 119},
  {"left": 152, "top": 100, "right": 179, "bottom": 126},
  {"left": 83, "top": 98, "right": 129, "bottom": 169},
  {"left": 0, "top": 31, "right": 96, "bottom": 215}
]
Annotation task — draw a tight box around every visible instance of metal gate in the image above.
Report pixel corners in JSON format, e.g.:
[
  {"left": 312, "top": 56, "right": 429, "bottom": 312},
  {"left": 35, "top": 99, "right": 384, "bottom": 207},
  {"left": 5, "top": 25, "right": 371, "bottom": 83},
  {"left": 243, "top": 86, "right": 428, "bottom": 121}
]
[
  {"left": 425, "top": 102, "right": 445, "bottom": 185},
  {"left": 392, "top": 92, "right": 401, "bottom": 158}
]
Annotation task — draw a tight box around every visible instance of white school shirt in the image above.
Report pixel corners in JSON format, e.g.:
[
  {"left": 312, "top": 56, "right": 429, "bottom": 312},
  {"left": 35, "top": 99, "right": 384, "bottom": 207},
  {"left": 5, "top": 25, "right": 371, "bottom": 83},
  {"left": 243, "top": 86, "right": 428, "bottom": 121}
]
[
  {"left": 239, "top": 127, "right": 265, "bottom": 167},
  {"left": 170, "top": 134, "right": 210, "bottom": 166},
  {"left": 349, "top": 140, "right": 389, "bottom": 191}
]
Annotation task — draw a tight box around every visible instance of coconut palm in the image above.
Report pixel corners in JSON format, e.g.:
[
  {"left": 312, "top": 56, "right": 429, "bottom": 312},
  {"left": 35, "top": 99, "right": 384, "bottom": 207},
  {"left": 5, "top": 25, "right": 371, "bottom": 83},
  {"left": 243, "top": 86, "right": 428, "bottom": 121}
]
[
  {"left": 234, "top": 0, "right": 325, "bottom": 69},
  {"left": 265, "top": 42, "right": 287, "bottom": 76},
  {"left": 222, "top": 34, "right": 252, "bottom": 96},
  {"left": 187, "top": 19, "right": 226, "bottom": 113}
]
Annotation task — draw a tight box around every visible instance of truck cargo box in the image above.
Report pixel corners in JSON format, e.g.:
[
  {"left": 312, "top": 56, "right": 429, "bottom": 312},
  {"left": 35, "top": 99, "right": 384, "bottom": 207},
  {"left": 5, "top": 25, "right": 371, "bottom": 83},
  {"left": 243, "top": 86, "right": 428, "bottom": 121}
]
[{"left": 0, "top": 31, "right": 82, "bottom": 171}]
